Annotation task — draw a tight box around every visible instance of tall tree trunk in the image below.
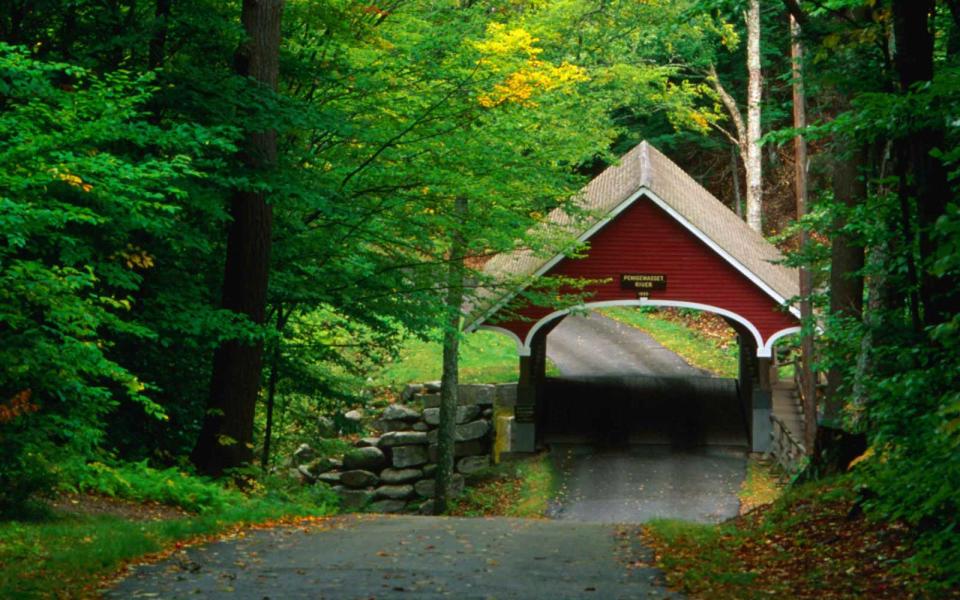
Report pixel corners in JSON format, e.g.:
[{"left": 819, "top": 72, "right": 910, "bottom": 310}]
[
  {"left": 745, "top": 0, "right": 763, "bottom": 233},
  {"left": 892, "top": 0, "right": 957, "bottom": 326},
  {"left": 261, "top": 304, "right": 288, "bottom": 473},
  {"left": 731, "top": 145, "right": 743, "bottom": 217},
  {"left": 434, "top": 197, "right": 467, "bottom": 515},
  {"left": 148, "top": 0, "right": 172, "bottom": 70},
  {"left": 790, "top": 16, "right": 817, "bottom": 452},
  {"left": 824, "top": 147, "right": 866, "bottom": 421},
  {"left": 192, "top": 0, "right": 284, "bottom": 478}
]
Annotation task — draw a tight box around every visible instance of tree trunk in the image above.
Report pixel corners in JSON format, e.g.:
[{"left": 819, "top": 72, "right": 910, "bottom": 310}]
[
  {"left": 148, "top": 0, "right": 172, "bottom": 70},
  {"left": 892, "top": 0, "right": 957, "bottom": 326},
  {"left": 824, "top": 147, "right": 866, "bottom": 421},
  {"left": 745, "top": 0, "right": 763, "bottom": 233},
  {"left": 261, "top": 304, "right": 288, "bottom": 473},
  {"left": 434, "top": 197, "right": 467, "bottom": 515},
  {"left": 192, "top": 0, "right": 284, "bottom": 478},
  {"left": 790, "top": 16, "right": 817, "bottom": 452},
  {"left": 731, "top": 145, "right": 743, "bottom": 217}
]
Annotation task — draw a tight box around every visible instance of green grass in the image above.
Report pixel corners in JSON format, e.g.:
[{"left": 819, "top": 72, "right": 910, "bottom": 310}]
[
  {"left": 0, "top": 499, "right": 336, "bottom": 598},
  {"left": 450, "top": 452, "right": 559, "bottom": 518},
  {"left": 600, "top": 307, "right": 739, "bottom": 377},
  {"left": 1, "top": 460, "right": 340, "bottom": 598},
  {"left": 373, "top": 330, "right": 559, "bottom": 389}
]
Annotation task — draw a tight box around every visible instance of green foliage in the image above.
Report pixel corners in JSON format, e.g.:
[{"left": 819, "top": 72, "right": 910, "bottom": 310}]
[{"left": 56, "top": 459, "right": 246, "bottom": 514}]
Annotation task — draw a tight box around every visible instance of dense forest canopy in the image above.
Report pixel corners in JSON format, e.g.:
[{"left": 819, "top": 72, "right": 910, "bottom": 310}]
[{"left": 1, "top": 0, "right": 958, "bottom": 585}]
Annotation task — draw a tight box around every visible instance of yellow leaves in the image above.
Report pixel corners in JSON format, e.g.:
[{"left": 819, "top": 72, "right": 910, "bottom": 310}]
[
  {"left": 472, "top": 23, "right": 542, "bottom": 59},
  {"left": 119, "top": 245, "right": 156, "bottom": 270},
  {"left": 472, "top": 23, "right": 587, "bottom": 109},
  {"left": 720, "top": 22, "right": 740, "bottom": 50},
  {"left": 51, "top": 168, "right": 93, "bottom": 192},
  {"left": 478, "top": 60, "right": 588, "bottom": 108}
]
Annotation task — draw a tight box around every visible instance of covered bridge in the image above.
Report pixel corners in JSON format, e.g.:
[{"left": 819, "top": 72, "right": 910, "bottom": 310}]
[{"left": 464, "top": 142, "right": 801, "bottom": 453}]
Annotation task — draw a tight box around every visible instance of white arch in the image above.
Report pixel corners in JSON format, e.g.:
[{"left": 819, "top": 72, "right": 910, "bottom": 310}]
[
  {"left": 477, "top": 325, "right": 526, "bottom": 356},
  {"left": 521, "top": 299, "right": 773, "bottom": 357},
  {"left": 761, "top": 326, "right": 802, "bottom": 357}
]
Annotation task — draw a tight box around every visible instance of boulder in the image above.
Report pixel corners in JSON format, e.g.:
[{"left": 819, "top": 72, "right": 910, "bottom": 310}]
[
  {"left": 391, "top": 445, "right": 428, "bottom": 468},
  {"left": 456, "top": 419, "right": 490, "bottom": 441},
  {"left": 414, "top": 474, "right": 464, "bottom": 498},
  {"left": 482, "top": 408, "right": 493, "bottom": 419},
  {"left": 296, "top": 465, "right": 317, "bottom": 484},
  {"left": 375, "top": 484, "right": 414, "bottom": 500},
  {"left": 378, "top": 431, "right": 428, "bottom": 447},
  {"left": 293, "top": 443, "right": 315, "bottom": 465},
  {"left": 459, "top": 384, "right": 495, "bottom": 406},
  {"left": 424, "top": 381, "right": 442, "bottom": 393},
  {"left": 317, "top": 471, "right": 341, "bottom": 485},
  {"left": 356, "top": 437, "right": 381, "bottom": 448},
  {"left": 380, "top": 467, "right": 422, "bottom": 484},
  {"left": 342, "top": 446, "right": 387, "bottom": 471},
  {"left": 400, "top": 384, "right": 423, "bottom": 403},
  {"left": 305, "top": 457, "right": 336, "bottom": 476},
  {"left": 428, "top": 440, "right": 488, "bottom": 462},
  {"left": 457, "top": 455, "right": 490, "bottom": 475},
  {"left": 421, "top": 393, "right": 441, "bottom": 409},
  {"left": 340, "top": 470, "right": 379, "bottom": 488},
  {"left": 338, "top": 488, "right": 374, "bottom": 511},
  {"left": 426, "top": 420, "right": 490, "bottom": 444},
  {"left": 422, "top": 405, "right": 481, "bottom": 426},
  {"left": 412, "top": 422, "right": 429, "bottom": 432},
  {"left": 374, "top": 419, "right": 410, "bottom": 433},
  {"left": 369, "top": 499, "right": 407, "bottom": 514},
  {"left": 381, "top": 404, "right": 421, "bottom": 422},
  {"left": 422, "top": 463, "right": 437, "bottom": 477},
  {"left": 343, "top": 409, "right": 363, "bottom": 424},
  {"left": 418, "top": 499, "right": 436, "bottom": 515}
]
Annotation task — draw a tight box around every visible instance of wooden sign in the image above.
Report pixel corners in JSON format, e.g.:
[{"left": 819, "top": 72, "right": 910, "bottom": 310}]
[{"left": 620, "top": 273, "right": 667, "bottom": 291}]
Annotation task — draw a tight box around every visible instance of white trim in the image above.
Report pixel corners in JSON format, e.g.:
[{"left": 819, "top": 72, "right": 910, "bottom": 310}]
[
  {"left": 761, "top": 326, "right": 802, "bottom": 356},
  {"left": 465, "top": 185, "right": 801, "bottom": 332},
  {"left": 477, "top": 325, "right": 528, "bottom": 356},
  {"left": 640, "top": 188, "right": 802, "bottom": 320},
  {"left": 519, "top": 299, "right": 777, "bottom": 357}
]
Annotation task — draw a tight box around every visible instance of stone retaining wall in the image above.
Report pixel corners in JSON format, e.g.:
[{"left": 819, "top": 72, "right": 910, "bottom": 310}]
[{"left": 293, "top": 382, "right": 516, "bottom": 514}]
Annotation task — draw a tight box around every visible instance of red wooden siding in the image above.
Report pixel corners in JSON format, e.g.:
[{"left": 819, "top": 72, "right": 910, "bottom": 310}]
[{"left": 491, "top": 194, "right": 799, "bottom": 346}]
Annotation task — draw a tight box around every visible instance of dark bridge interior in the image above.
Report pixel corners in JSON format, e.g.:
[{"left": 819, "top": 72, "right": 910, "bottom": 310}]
[{"left": 538, "top": 375, "right": 749, "bottom": 449}]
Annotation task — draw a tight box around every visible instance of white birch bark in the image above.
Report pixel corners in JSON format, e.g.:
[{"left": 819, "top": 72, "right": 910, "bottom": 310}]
[{"left": 745, "top": 0, "right": 763, "bottom": 233}]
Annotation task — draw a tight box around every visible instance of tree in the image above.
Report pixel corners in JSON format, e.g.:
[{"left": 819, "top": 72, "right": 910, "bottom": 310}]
[
  {"left": 744, "top": 0, "right": 763, "bottom": 232},
  {"left": 191, "top": 0, "right": 285, "bottom": 477}
]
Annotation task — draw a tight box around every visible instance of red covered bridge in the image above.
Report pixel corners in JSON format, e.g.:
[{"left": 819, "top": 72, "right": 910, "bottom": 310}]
[{"left": 464, "top": 142, "right": 801, "bottom": 453}]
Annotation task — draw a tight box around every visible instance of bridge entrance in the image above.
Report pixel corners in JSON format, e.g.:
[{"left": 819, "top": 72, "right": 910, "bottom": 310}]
[{"left": 464, "top": 142, "right": 802, "bottom": 453}]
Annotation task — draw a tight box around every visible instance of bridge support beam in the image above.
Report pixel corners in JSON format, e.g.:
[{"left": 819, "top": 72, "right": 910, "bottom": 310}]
[
  {"left": 513, "top": 323, "right": 554, "bottom": 453},
  {"left": 751, "top": 355, "right": 773, "bottom": 453}
]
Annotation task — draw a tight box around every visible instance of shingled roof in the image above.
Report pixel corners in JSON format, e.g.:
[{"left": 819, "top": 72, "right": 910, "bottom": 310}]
[{"left": 464, "top": 141, "right": 800, "bottom": 329}]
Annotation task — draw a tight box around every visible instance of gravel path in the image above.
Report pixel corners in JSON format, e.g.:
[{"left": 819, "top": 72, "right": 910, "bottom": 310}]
[{"left": 108, "top": 515, "right": 682, "bottom": 599}]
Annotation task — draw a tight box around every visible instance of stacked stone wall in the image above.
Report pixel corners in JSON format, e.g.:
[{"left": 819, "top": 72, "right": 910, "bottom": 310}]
[{"left": 296, "top": 383, "right": 515, "bottom": 514}]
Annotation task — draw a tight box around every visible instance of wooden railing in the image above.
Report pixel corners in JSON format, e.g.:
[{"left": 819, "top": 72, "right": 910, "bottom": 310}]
[{"left": 770, "top": 414, "right": 806, "bottom": 474}]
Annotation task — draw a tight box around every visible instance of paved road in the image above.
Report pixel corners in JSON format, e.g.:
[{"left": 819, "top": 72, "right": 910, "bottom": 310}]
[
  {"left": 544, "top": 310, "right": 747, "bottom": 524},
  {"left": 549, "top": 445, "right": 746, "bottom": 524},
  {"left": 108, "top": 515, "right": 681, "bottom": 599},
  {"left": 547, "top": 312, "right": 711, "bottom": 377}
]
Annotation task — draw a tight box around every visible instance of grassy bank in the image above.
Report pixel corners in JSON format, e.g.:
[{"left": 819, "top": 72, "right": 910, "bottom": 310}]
[
  {"left": 600, "top": 307, "right": 738, "bottom": 377},
  {"left": 1, "top": 461, "right": 338, "bottom": 598},
  {"left": 643, "top": 476, "right": 951, "bottom": 599},
  {"left": 373, "top": 330, "right": 559, "bottom": 389},
  {"left": 450, "top": 453, "right": 560, "bottom": 518}
]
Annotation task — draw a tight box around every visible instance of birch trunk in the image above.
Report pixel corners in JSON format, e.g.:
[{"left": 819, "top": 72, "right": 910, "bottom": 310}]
[{"left": 745, "top": 0, "right": 763, "bottom": 233}]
